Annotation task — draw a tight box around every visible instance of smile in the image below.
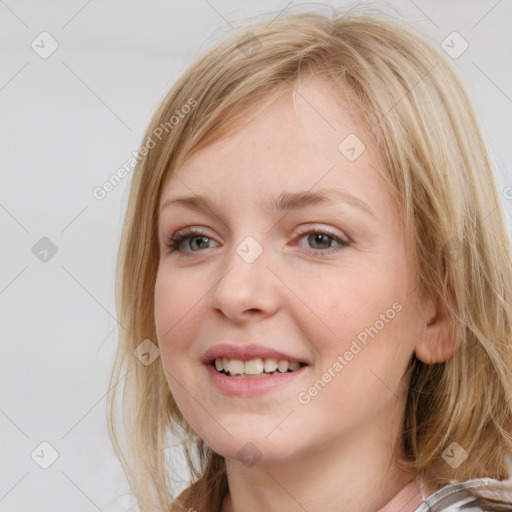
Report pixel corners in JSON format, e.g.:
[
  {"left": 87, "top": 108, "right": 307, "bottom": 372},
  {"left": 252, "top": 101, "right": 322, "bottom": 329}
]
[
  {"left": 206, "top": 359, "right": 310, "bottom": 396},
  {"left": 213, "top": 357, "right": 306, "bottom": 377}
]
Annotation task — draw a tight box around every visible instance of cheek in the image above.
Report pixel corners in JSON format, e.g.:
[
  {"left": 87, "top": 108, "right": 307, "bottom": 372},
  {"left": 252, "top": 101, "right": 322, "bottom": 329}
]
[
  {"left": 153, "top": 268, "right": 199, "bottom": 359},
  {"left": 153, "top": 270, "right": 204, "bottom": 417},
  {"left": 289, "top": 264, "right": 399, "bottom": 338},
  {"left": 302, "top": 304, "right": 416, "bottom": 421}
]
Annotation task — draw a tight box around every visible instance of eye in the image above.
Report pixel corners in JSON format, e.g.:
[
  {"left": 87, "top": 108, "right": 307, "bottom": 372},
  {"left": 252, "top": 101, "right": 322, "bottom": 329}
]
[
  {"left": 295, "top": 228, "right": 350, "bottom": 253},
  {"left": 165, "top": 227, "right": 217, "bottom": 253}
]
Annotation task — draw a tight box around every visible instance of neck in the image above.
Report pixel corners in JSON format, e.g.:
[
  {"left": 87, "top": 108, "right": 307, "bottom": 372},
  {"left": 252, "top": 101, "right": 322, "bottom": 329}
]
[{"left": 220, "top": 419, "right": 417, "bottom": 512}]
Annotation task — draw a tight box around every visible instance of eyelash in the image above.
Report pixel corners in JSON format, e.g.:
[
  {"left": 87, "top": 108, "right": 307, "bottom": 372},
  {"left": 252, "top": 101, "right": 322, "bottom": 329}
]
[{"left": 164, "top": 227, "right": 350, "bottom": 255}]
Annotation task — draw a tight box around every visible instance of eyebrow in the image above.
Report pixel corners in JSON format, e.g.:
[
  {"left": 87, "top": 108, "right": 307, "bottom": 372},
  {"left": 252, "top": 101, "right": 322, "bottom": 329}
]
[{"left": 160, "top": 188, "right": 375, "bottom": 219}]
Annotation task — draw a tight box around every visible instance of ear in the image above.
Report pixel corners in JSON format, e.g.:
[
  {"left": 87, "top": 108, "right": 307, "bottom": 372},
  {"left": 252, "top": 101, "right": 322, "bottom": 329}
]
[{"left": 414, "top": 295, "right": 458, "bottom": 364}]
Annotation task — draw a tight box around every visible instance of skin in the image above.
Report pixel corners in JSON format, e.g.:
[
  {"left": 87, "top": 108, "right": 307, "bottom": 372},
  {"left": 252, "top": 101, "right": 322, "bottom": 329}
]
[{"left": 154, "top": 78, "right": 454, "bottom": 512}]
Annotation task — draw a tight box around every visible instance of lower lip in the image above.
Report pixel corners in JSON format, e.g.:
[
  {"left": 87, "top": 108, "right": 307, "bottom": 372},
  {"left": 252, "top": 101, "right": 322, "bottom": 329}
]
[{"left": 205, "top": 363, "right": 309, "bottom": 397}]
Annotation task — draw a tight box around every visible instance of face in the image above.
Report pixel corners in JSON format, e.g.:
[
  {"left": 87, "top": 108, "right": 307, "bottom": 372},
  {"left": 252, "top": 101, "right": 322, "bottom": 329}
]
[{"left": 154, "top": 78, "right": 427, "bottom": 466}]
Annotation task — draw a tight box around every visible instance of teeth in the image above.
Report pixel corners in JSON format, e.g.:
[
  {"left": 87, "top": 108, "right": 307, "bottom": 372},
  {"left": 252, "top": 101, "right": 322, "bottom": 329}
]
[
  {"left": 264, "top": 358, "right": 278, "bottom": 372},
  {"left": 214, "top": 357, "right": 304, "bottom": 376},
  {"left": 277, "top": 360, "right": 289, "bottom": 372},
  {"left": 228, "top": 359, "right": 245, "bottom": 375},
  {"left": 245, "top": 358, "right": 263, "bottom": 375}
]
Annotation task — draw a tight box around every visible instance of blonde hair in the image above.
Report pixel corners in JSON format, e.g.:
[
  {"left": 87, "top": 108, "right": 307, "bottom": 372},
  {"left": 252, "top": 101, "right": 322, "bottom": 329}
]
[{"left": 107, "top": 6, "right": 512, "bottom": 512}]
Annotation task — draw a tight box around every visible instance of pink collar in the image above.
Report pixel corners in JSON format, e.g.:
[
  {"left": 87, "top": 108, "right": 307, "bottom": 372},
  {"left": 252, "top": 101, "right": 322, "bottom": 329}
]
[{"left": 377, "top": 480, "right": 424, "bottom": 512}]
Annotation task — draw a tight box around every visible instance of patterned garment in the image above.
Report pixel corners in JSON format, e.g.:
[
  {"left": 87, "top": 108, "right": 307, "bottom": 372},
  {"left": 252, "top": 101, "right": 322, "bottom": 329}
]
[{"left": 413, "top": 471, "right": 512, "bottom": 512}]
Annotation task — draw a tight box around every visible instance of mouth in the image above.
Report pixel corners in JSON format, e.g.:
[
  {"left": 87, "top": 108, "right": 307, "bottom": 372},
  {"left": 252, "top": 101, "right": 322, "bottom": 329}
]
[{"left": 210, "top": 357, "right": 309, "bottom": 378}]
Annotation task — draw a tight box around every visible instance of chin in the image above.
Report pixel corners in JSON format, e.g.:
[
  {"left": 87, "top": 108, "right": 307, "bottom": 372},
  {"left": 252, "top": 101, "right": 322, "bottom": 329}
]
[{"left": 208, "top": 435, "right": 300, "bottom": 467}]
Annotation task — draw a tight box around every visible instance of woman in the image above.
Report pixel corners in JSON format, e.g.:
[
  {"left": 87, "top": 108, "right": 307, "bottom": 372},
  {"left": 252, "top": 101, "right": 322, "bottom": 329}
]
[{"left": 107, "top": 7, "right": 512, "bottom": 512}]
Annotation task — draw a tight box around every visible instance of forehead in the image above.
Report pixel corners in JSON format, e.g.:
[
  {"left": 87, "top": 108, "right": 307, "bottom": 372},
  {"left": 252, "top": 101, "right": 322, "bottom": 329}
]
[{"left": 160, "top": 78, "right": 391, "bottom": 216}]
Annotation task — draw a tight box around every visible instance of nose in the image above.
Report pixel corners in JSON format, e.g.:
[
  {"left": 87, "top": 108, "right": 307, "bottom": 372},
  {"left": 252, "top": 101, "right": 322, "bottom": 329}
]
[{"left": 209, "top": 237, "right": 281, "bottom": 323}]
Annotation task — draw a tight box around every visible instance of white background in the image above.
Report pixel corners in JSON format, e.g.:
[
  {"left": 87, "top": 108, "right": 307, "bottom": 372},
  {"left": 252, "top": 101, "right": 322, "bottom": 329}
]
[{"left": 1, "top": 1, "right": 511, "bottom": 511}]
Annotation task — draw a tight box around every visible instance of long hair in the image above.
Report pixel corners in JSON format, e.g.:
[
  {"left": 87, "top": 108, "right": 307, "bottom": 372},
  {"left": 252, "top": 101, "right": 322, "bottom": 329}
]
[{"left": 107, "top": 6, "right": 512, "bottom": 511}]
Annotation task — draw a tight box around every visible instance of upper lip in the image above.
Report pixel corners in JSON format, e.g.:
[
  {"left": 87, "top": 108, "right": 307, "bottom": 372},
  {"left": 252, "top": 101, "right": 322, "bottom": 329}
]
[{"left": 202, "top": 343, "right": 310, "bottom": 365}]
